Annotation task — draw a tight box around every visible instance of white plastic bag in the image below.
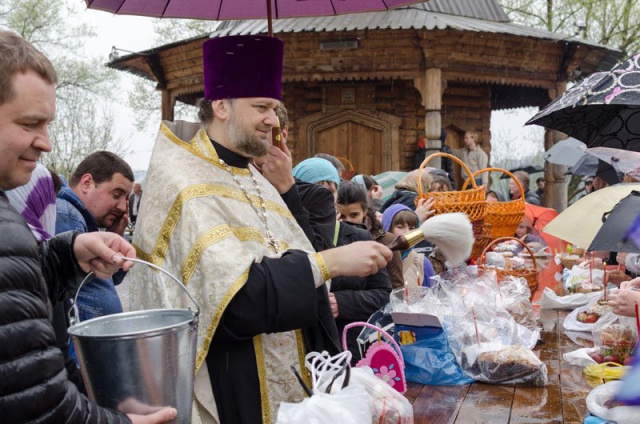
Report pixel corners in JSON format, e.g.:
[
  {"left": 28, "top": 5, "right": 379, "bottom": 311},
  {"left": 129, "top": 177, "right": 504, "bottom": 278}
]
[
  {"left": 562, "top": 347, "right": 598, "bottom": 367},
  {"left": 562, "top": 296, "right": 618, "bottom": 332},
  {"left": 539, "top": 287, "right": 601, "bottom": 310},
  {"left": 276, "top": 351, "right": 375, "bottom": 424},
  {"left": 349, "top": 367, "right": 413, "bottom": 424},
  {"left": 565, "top": 265, "right": 603, "bottom": 294},
  {"left": 498, "top": 276, "right": 538, "bottom": 330},
  {"left": 586, "top": 381, "right": 640, "bottom": 424},
  {"left": 276, "top": 385, "right": 374, "bottom": 424}
]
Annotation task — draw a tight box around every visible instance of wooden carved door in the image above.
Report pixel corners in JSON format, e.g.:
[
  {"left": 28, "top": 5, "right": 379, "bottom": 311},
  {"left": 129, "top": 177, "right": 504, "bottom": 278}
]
[{"left": 315, "top": 120, "right": 384, "bottom": 177}]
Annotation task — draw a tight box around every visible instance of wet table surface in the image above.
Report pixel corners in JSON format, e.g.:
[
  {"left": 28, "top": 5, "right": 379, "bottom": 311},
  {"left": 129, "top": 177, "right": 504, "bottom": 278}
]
[{"left": 405, "top": 309, "right": 594, "bottom": 424}]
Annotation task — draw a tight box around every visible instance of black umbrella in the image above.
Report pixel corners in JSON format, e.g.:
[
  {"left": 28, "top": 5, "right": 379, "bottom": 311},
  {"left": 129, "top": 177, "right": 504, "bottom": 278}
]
[
  {"left": 588, "top": 191, "right": 640, "bottom": 252},
  {"left": 526, "top": 54, "right": 640, "bottom": 150},
  {"left": 500, "top": 165, "right": 544, "bottom": 179}
]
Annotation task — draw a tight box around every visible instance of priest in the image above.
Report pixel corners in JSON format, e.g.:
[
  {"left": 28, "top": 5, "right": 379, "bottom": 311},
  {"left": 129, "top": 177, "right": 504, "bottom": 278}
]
[{"left": 128, "top": 35, "right": 391, "bottom": 424}]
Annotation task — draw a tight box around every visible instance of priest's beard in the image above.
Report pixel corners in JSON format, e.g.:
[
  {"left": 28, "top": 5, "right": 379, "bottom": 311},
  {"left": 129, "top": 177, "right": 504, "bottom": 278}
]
[{"left": 226, "top": 109, "right": 269, "bottom": 158}]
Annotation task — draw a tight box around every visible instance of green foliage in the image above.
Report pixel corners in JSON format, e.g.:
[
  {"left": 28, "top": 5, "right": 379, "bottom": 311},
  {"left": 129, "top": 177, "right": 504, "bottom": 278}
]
[
  {"left": 129, "top": 78, "right": 161, "bottom": 132},
  {"left": 500, "top": 0, "right": 640, "bottom": 56},
  {"left": 0, "top": 0, "right": 129, "bottom": 177}
]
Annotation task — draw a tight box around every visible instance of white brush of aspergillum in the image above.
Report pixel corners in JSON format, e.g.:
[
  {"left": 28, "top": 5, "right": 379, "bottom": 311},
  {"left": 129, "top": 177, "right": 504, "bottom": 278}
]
[{"left": 419, "top": 212, "right": 474, "bottom": 265}]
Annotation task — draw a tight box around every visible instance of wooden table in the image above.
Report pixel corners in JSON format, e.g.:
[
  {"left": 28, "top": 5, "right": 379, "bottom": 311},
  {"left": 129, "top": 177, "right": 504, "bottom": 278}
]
[{"left": 405, "top": 309, "right": 595, "bottom": 423}]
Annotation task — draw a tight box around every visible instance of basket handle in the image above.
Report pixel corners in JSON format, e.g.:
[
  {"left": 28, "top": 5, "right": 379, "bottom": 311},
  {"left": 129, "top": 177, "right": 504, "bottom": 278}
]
[
  {"left": 342, "top": 321, "right": 404, "bottom": 368},
  {"left": 68, "top": 256, "right": 201, "bottom": 325},
  {"left": 336, "top": 156, "right": 355, "bottom": 172},
  {"left": 336, "top": 156, "right": 355, "bottom": 180},
  {"left": 479, "top": 236, "right": 538, "bottom": 272},
  {"left": 463, "top": 167, "right": 525, "bottom": 205},
  {"left": 417, "top": 152, "right": 477, "bottom": 197}
]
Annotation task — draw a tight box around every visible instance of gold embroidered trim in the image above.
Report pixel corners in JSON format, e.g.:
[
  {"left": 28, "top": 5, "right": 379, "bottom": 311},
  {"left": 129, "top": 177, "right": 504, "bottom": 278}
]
[
  {"left": 182, "top": 225, "right": 263, "bottom": 284},
  {"left": 253, "top": 336, "right": 271, "bottom": 424},
  {"left": 133, "top": 244, "right": 156, "bottom": 265},
  {"left": 194, "top": 269, "right": 249, "bottom": 373},
  {"left": 197, "top": 128, "right": 222, "bottom": 163},
  {"left": 144, "top": 184, "right": 292, "bottom": 267},
  {"left": 160, "top": 123, "right": 191, "bottom": 148},
  {"left": 160, "top": 124, "right": 243, "bottom": 174},
  {"left": 312, "top": 252, "right": 331, "bottom": 281},
  {"left": 295, "top": 330, "right": 312, "bottom": 392}
]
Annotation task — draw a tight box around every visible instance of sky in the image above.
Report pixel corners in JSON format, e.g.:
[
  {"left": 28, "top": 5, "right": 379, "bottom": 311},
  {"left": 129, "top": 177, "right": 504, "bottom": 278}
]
[
  {"left": 77, "top": 6, "right": 543, "bottom": 173},
  {"left": 80, "top": 8, "right": 159, "bottom": 171}
]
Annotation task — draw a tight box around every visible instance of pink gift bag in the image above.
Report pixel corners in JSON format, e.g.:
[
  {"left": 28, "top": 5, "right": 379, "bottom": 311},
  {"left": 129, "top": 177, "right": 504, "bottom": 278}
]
[{"left": 342, "top": 321, "right": 407, "bottom": 394}]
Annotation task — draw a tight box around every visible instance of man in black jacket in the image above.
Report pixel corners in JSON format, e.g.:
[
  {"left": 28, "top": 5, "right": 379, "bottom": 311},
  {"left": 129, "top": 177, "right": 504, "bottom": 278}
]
[{"left": 0, "top": 30, "right": 176, "bottom": 424}]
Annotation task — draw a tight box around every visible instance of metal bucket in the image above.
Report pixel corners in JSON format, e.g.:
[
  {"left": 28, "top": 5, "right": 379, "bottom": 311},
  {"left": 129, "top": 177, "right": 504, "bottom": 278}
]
[{"left": 67, "top": 258, "right": 200, "bottom": 424}]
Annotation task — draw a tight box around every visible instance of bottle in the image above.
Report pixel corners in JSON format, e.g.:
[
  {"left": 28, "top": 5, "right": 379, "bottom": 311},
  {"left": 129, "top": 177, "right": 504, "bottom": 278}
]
[{"left": 386, "top": 228, "right": 424, "bottom": 251}]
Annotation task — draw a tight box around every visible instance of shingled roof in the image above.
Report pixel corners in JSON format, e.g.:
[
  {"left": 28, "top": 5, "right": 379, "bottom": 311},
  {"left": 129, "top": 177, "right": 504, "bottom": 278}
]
[{"left": 210, "top": 1, "right": 609, "bottom": 56}]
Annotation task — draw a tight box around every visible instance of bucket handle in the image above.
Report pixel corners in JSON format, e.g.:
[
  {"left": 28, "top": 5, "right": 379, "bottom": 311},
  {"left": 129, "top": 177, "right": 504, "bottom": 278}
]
[{"left": 68, "top": 256, "right": 201, "bottom": 325}]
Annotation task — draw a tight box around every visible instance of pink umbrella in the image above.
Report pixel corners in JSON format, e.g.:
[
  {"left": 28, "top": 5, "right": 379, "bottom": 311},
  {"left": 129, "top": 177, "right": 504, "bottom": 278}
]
[{"left": 85, "top": 0, "right": 429, "bottom": 36}]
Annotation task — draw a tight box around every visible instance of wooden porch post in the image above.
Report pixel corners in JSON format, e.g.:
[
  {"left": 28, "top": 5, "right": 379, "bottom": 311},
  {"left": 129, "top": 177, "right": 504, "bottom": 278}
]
[
  {"left": 544, "top": 81, "right": 568, "bottom": 212},
  {"left": 161, "top": 89, "right": 176, "bottom": 121},
  {"left": 414, "top": 68, "right": 444, "bottom": 168}
]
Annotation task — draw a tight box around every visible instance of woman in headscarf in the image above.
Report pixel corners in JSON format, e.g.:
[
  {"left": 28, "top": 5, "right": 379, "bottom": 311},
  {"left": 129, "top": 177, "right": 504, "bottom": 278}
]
[{"left": 379, "top": 168, "right": 436, "bottom": 213}]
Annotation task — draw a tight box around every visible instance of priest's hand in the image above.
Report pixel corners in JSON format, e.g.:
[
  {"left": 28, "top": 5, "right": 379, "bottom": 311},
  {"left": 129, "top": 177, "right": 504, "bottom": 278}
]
[
  {"left": 608, "top": 289, "right": 640, "bottom": 317},
  {"left": 73, "top": 232, "right": 136, "bottom": 278},
  {"left": 322, "top": 241, "right": 392, "bottom": 278},
  {"left": 262, "top": 143, "right": 295, "bottom": 194}
]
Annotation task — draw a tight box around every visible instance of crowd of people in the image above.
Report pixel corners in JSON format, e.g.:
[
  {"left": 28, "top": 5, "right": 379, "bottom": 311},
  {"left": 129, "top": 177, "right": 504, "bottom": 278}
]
[{"left": 3, "top": 28, "right": 640, "bottom": 424}]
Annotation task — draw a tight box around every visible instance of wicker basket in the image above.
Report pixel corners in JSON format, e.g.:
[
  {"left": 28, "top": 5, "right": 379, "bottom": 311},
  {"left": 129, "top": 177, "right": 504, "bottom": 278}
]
[
  {"left": 463, "top": 167, "right": 525, "bottom": 240},
  {"left": 479, "top": 237, "right": 539, "bottom": 300},
  {"left": 471, "top": 220, "right": 492, "bottom": 261},
  {"left": 559, "top": 255, "right": 584, "bottom": 269},
  {"left": 415, "top": 152, "right": 487, "bottom": 222},
  {"left": 336, "top": 156, "right": 355, "bottom": 181}
]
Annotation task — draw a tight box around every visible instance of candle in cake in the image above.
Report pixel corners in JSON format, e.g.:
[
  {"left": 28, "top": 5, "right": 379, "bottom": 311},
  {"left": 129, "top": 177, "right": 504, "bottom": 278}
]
[
  {"left": 404, "top": 281, "right": 409, "bottom": 304},
  {"left": 472, "top": 307, "right": 480, "bottom": 346},
  {"left": 603, "top": 260, "right": 608, "bottom": 301}
]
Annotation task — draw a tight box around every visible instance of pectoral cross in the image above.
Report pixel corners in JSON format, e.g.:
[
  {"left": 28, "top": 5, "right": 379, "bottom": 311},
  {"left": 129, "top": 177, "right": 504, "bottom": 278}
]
[{"left": 267, "top": 236, "right": 281, "bottom": 253}]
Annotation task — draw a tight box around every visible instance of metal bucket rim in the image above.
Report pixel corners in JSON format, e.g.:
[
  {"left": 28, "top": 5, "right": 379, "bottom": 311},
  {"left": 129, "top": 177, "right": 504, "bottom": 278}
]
[
  {"left": 69, "top": 257, "right": 201, "bottom": 327},
  {"left": 68, "top": 308, "right": 197, "bottom": 340}
]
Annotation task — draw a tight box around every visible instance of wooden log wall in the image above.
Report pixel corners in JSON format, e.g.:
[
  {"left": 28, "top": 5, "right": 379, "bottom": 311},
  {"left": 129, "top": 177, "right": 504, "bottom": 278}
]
[{"left": 283, "top": 78, "right": 423, "bottom": 169}]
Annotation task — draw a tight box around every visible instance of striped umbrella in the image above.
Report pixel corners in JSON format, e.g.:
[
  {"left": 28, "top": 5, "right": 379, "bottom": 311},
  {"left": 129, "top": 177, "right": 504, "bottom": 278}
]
[{"left": 373, "top": 171, "right": 407, "bottom": 202}]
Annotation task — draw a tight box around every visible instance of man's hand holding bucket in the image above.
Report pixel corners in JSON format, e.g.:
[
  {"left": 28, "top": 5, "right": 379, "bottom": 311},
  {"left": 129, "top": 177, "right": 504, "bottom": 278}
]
[{"left": 73, "top": 232, "right": 136, "bottom": 278}]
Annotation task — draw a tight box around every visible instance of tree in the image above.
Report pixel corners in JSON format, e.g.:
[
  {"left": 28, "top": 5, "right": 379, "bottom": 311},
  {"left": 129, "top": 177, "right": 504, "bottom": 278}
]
[
  {"left": 500, "top": 0, "right": 640, "bottom": 56},
  {"left": 44, "top": 90, "right": 127, "bottom": 178},
  {"left": 128, "top": 19, "right": 218, "bottom": 131},
  {"left": 0, "top": 0, "right": 130, "bottom": 180}
]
